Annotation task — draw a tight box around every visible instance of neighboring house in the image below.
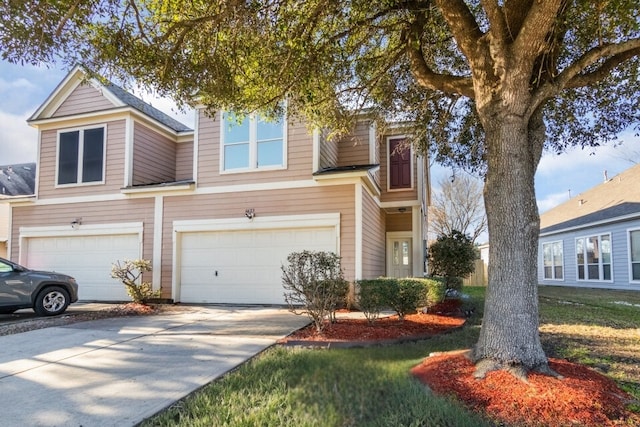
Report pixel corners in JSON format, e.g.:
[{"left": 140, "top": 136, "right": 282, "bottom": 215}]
[
  {"left": 538, "top": 163, "right": 640, "bottom": 290},
  {"left": 5, "top": 66, "right": 430, "bottom": 303},
  {"left": 0, "top": 163, "right": 36, "bottom": 257}
]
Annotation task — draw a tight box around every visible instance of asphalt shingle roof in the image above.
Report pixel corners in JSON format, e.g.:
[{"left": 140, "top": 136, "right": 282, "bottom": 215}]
[
  {"left": 105, "top": 83, "right": 192, "bottom": 133},
  {"left": 0, "top": 163, "right": 36, "bottom": 196},
  {"left": 539, "top": 162, "right": 640, "bottom": 234}
]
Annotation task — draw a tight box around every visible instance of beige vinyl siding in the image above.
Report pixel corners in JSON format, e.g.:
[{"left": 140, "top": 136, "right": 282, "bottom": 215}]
[
  {"left": 362, "top": 189, "right": 386, "bottom": 278},
  {"left": 337, "top": 121, "right": 370, "bottom": 167},
  {"left": 197, "top": 111, "right": 314, "bottom": 186},
  {"left": 133, "top": 122, "right": 176, "bottom": 185},
  {"left": 38, "top": 120, "right": 127, "bottom": 199},
  {"left": 319, "top": 130, "right": 338, "bottom": 169},
  {"left": 10, "top": 198, "right": 155, "bottom": 265},
  {"left": 175, "top": 140, "right": 194, "bottom": 180},
  {"left": 386, "top": 212, "right": 412, "bottom": 232},
  {"left": 162, "top": 184, "right": 356, "bottom": 295},
  {"left": 53, "top": 83, "right": 115, "bottom": 117}
]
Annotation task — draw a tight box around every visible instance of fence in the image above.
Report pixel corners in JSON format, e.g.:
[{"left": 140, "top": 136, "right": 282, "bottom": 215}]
[{"left": 463, "top": 258, "right": 488, "bottom": 286}]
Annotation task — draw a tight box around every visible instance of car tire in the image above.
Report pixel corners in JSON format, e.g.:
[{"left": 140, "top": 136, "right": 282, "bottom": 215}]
[{"left": 34, "top": 286, "right": 70, "bottom": 316}]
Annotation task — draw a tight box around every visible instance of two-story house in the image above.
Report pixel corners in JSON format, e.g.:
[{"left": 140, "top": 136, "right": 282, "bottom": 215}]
[{"left": 6, "top": 66, "right": 430, "bottom": 303}]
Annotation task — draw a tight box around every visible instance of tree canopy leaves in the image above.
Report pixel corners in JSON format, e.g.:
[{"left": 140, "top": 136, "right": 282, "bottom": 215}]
[{"left": 2, "top": 1, "right": 637, "bottom": 170}]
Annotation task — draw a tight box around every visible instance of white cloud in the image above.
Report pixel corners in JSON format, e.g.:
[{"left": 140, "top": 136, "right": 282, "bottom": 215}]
[
  {"left": 0, "top": 111, "right": 37, "bottom": 165},
  {"left": 537, "top": 191, "right": 571, "bottom": 213},
  {"left": 0, "top": 77, "right": 37, "bottom": 92}
]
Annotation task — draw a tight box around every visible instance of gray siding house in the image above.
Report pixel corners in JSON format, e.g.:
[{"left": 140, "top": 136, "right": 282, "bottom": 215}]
[{"left": 538, "top": 163, "right": 640, "bottom": 290}]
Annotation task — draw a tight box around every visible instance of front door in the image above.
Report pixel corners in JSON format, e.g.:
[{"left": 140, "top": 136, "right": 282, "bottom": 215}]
[{"left": 388, "top": 237, "right": 413, "bottom": 278}]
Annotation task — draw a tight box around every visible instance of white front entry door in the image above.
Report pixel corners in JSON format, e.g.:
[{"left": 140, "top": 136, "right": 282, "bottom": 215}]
[{"left": 388, "top": 237, "right": 413, "bottom": 278}]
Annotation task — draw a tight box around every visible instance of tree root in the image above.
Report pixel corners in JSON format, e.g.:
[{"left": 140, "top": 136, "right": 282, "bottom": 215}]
[{"left": 473, "top": 358, "right": 564, "bottom": 383}]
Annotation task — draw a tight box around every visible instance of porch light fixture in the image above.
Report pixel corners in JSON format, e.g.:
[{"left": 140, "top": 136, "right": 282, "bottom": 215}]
[
  {"left": 70, "top": 218, "right": 82, "bottom": 230},
  {"left": 245, "top": 208, "right": 255, "bottom": 220}
]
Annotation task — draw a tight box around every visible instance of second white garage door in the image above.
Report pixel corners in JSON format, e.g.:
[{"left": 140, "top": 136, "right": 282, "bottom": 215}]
[
  {"left": 179, "top": 227, "right": 337, "bottom": 304},
  {"left": 24, "top": 234, "right": 140, "bottom": 301}
]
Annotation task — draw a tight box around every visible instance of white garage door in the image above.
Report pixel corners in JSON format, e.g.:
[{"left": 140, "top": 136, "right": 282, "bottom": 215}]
[
  {"left": 179, "top": 227, "right": 337, "bottom": 304},
  {"left": 25, "top": 234, "right": 140, "bottom": 301}
]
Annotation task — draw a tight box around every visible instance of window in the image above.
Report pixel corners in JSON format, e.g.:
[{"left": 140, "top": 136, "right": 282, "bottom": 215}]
[
  {"left": 576, "top": 233, "right": 612, "bottom": 281},
  {"left": 629, "top": 229, "right": 640, "bottom": 282},
  {"left": 221, "top": 112, "right": 285, "bottom": 171},
  {"left": 57, "top": 126, "right": 105, "bottom": 185},
  {"left": 542, "top": 241, "right": 563, "bottom": 280},
  {"left": 388, "top": 137, "right": 412, "bottom": 190}
]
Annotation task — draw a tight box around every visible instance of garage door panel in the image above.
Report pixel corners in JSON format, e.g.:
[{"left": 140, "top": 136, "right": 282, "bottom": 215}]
[
  {"left": 26, "top": 234, "right": 139, "bottom": 301},
  {"left": 179, "top": 227, "right": 337, "bottom": 304}
]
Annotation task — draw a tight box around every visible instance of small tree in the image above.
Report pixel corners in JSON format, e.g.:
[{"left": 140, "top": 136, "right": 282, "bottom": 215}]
[
  {"left": 282, "top": 251, "right": 348, "bottom": 333},
  {"left": 111, "top": 259, "right": 160, "bottom": 304},
  {"left": 428, "top": 231, "right": 477, "bottom": 291}
]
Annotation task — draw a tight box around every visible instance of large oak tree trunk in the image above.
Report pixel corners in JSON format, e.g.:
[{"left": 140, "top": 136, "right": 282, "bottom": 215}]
[{"left": 471, "top": 108, "right": 555, "bottom": 379}]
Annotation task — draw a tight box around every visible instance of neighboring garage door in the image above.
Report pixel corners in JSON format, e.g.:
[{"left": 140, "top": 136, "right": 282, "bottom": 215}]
[
  {"left": 25, "top": 234, "right": 140, "bottom": 301},
  {"left": 179, "top": 227, "right": 337, "bottom": 304}
]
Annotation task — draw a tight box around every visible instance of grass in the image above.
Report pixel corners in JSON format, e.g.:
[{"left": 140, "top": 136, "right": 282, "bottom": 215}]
[{"left": 141, "top": 286, "right": 640, "bottom": 426}]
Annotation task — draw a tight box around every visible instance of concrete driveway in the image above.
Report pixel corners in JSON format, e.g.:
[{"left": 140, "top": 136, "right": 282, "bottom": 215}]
[{"left": 0, "top": 306, "right": 310, "bottom": 427}]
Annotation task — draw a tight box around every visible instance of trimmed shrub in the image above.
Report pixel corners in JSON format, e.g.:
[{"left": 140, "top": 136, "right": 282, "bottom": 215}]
[
  {"left": 392, "top": 278, "right": 427, "bottom": 320},
  {"left": 282, "top": 251, "right": 348, "bottom": 333},
  {"left": 111, "top": 259, "right": 161, "bottom": 304},
  {"left": 423, "top": 277, "right": 447, "bottom": 308},
  {"left": 356, "top": 277, "right": 447, "bottom": 322},
  {"left": 357, "top": 278, "right": 392, "bottom": 324}
]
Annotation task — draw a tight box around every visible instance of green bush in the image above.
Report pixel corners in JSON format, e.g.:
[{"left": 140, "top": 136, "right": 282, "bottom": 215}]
[
  {"left": 428, "top": 230, "right": 477, "bottom": 291},
  {"left": 357, "top": 277, "right": 448, "bottom": 322},
  {"left": 357, "top": 278, "right": 391, "bottom": 324},
  {"left": 281, "top": 251, "right": 348, "bottom": 333},
  {"left": 111, "top": 259, "right": 161, "bottom": 304},
  {"left": 423, "top": 277, "right": 447, "bottom": 307}
]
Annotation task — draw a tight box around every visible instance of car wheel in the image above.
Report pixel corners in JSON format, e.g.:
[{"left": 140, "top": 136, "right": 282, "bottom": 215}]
[{"left": 34, "top": 286, "right": 70, "bottom": 316}]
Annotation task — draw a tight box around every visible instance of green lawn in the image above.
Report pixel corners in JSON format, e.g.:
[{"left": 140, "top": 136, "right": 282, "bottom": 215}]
[{"left": 141, "top": 286, "right": 640, "bottom": 426}]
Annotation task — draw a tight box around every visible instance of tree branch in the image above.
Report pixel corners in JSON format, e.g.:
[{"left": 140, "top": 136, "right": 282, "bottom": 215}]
[
  {"left": 512, "top": 0, "right": 563, "bottom": 62},
  {"left": 530, "top": 39, "right": 640, "bottom": 111},
  {"left": 405, "top": 14, "right": 474, "bottom": 98},
  {"left": 434, "top": 0, "right": 484, "bottom": 61}
]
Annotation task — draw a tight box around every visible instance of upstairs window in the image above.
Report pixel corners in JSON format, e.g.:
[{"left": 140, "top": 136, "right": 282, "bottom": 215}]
[
  {"left": 57, "top": 126, "right": 105, "bottom": 185},
  {"left": 542, "top": 241, "right": 563, "bottom": 280},
  {"left": 388, "top": 137, "right": 412, "bottom": 190},
  {"left": 576, "top": 234, "right": 612, "bottom": 281},
  {"left": 221, "top": 112, "right": 285, "bottom": 171}
]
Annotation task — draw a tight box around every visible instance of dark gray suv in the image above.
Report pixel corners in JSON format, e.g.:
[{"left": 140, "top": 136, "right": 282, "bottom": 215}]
[{"left": 0, "top": 257, "right": 79, "bottom": 316}]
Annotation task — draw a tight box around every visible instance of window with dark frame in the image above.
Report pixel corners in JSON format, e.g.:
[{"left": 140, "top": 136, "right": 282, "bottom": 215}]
[{"left": 57, "top": 127, "right": 105, "bottom": 185}]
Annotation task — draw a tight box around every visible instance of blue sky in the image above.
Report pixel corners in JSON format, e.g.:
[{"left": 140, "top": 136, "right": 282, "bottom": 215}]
[{"left": 1, "top": 60, "right": 637, "bottom": 214}]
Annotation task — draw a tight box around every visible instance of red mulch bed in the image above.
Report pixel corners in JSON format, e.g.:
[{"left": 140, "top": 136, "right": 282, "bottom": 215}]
[
  {"left": 279, "top": 299, "right": 466, "bottom": 343},
  {"left": 411, "top": 353, "right": 640, "bottom": 426},
  {"left": 279, "top": 299, "right": 640, "bottom": 426}
]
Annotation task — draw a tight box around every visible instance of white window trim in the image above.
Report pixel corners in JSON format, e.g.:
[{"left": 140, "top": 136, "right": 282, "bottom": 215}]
[
  {"left": 575, "top": 233, "right": 614, "bottom": 283},
  {"left": 386, "top": 135, "right": 414, "bottom": 192},
  {"left": 542, "top": 240, "right": 564, "bottom": 281},
  {"left": 219, "top": 111, "right": 288, "bottom": 174},
  {"left": 627, "top": 227, "right": 640, "bottom": 284},
  {"left": 55, "top": 124, "right": 107, "bottom": 187}
]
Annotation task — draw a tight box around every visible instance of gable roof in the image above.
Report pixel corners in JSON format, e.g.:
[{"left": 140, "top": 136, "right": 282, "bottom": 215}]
[
  {"left": 540, "top": 162, "right": 640, "bottom": 234},
  {"left": 29, "top": 65, "right": 192, "bottom": 133}
]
